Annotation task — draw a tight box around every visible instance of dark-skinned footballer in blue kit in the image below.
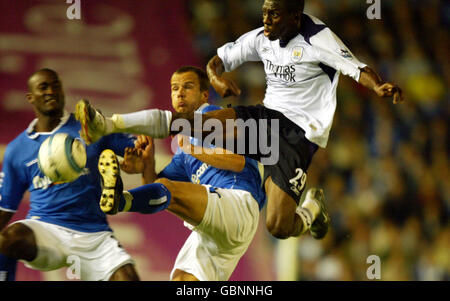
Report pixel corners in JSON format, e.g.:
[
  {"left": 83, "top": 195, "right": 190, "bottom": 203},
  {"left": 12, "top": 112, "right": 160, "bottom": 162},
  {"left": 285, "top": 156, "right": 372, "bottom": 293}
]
[{"left": 0, "top": 69, "right": 140, "bottom": 281}]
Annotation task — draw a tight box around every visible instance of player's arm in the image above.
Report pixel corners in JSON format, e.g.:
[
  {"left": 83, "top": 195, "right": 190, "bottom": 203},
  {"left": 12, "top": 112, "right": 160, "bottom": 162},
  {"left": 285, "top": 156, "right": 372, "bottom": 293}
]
[
  {"left": 136, "top": 135, "right": 157, "bottom": 184},
  {"left": 207, "top": 55, "right": 242, "bottom": 98},
  {"left": 207, "top": 28, "right": 262, "bottom": 98},
  {"left": 178, "top": 135, "right": 245, "bottom": 173},
  {"left": 0, "top": 210, "right": 14, "bottom": 231},
  {"left": 311, "top": 27, "right": 404, "bottom": 104},
  {"left": 0, "top": 146, "right": 26, "bottom": 230},
  {"left": 358, "top": 66, "right": 404, "bottom": 104},
  {"left": 120, "top": 135, "right": 157, "bottom": 184},
  {"left": 316, "top": 47, "right": 404, "bottom": 104}
]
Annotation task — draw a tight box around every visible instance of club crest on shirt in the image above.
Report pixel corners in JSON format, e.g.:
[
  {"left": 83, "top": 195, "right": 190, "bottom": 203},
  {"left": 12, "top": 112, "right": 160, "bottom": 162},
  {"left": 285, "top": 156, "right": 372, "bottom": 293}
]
[{"left": 291, "top": 46, "right": 304, "bottom": 63}]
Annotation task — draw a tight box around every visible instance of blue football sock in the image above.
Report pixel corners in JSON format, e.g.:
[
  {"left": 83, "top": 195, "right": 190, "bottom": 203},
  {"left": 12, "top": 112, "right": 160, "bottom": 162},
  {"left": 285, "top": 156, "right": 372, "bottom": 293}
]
[
  {"left": 119, "top": 183, "right": 171, "bottom": 214},
  {"left": 0, "top": 254, "right": 17, "bottom": 281}
]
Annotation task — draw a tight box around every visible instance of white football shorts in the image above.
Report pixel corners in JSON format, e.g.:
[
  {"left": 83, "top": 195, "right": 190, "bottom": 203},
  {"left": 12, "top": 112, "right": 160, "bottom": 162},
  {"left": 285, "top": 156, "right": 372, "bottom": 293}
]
[
  {"left": 170, "top": 186, "right": 260, "bottom": 281},
  {"left": 13, "top": 219, "right": 134, "bottom": 281}
]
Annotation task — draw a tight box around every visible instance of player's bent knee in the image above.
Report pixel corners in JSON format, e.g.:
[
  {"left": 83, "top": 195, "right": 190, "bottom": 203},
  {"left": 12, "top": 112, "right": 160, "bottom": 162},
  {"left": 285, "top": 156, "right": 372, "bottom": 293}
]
[
  {"left": 266, "top": 217, "right": 291, "bottom": 239},
  {"left": 155, "top": 177, "right": 170, "bottom": 187},
  {"left": 0, "top": 225, "right": 24, "bottom": 255},
  {"left": 0, "top": 223, "right": 37, "bottom": 260},
  {"left": 109, "top": 263, "right": 139, "bottom": 281},
  {"left": 171, "top": 269, "right": 199, "bottom": 281}
]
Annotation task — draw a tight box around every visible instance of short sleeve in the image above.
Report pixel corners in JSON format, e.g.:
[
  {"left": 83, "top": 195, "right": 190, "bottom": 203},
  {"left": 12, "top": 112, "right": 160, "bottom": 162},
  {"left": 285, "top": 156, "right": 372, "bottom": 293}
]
[
  {"left": 0, "top": 146, "right": 27, "bottom": 212},
  {"left": 217, "top": 27, "right": 263, "bottom": 72},
  {"left": 310, "top": 27, "right": 367, "bottom": 81}
]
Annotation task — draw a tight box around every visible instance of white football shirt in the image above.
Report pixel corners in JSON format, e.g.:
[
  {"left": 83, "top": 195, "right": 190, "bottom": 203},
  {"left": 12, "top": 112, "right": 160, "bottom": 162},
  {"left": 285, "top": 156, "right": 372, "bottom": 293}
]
[{"left": 217, "top": 13, "right": 367, "bottom": 148}]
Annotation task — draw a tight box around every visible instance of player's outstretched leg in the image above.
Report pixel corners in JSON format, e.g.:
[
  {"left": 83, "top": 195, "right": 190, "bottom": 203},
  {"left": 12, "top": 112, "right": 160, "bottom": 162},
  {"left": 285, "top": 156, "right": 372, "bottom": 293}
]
[
  {"left": 98, "top": 149, "right": 171, "bottom": 215},
  {"left": 75, "top": 99, "right": 110, "bottom": 144},
  {"left": 265, "top": 177, "right": 330, "bottom": 240},
  {"left": 75, "top": 100, "right": 172, "bottom": 145},
  {"left": 303, "top": 188, "right": 330, "bottom": 239}
]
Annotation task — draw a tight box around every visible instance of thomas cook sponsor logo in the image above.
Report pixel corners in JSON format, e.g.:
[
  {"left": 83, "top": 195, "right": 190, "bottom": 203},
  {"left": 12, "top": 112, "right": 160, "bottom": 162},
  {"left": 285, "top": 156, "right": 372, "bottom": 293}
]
[{"left": 264, "top": 60, "right": 296, "bottom": 82}]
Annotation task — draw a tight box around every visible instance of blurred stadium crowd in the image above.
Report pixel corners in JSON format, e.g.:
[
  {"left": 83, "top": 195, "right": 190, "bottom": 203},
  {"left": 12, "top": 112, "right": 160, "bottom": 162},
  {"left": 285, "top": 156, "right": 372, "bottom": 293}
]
[{"left": 186, "top": 0, "right": 449, "bottom": 280}]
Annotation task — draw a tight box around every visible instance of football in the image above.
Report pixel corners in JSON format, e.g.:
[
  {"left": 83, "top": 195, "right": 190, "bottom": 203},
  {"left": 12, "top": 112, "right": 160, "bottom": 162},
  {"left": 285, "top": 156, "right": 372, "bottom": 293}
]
[{"left": 37, "top": 133, "right": 87, "bottom": 183}]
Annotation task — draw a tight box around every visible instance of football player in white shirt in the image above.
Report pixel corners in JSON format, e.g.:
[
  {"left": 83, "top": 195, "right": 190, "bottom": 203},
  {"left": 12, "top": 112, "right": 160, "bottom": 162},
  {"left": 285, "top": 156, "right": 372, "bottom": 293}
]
[{"left": 75, "top": 0, "right": 403, "bottom": 241}]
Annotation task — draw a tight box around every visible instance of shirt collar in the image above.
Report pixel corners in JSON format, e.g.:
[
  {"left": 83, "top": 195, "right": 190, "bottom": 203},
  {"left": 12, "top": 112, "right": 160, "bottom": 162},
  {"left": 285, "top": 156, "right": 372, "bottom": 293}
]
[
  {"left": 195, "top": 103, "right": 210, "bottom": 112},
  {"left": 26, "top": 110, "right": 71, "bottom": 139}
]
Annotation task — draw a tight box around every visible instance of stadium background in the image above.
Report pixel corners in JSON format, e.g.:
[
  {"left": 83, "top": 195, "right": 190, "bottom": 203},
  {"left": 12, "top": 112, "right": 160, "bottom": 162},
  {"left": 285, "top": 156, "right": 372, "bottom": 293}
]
[{"left": 0, "top": 0, "right": 448, "bottom": 280}]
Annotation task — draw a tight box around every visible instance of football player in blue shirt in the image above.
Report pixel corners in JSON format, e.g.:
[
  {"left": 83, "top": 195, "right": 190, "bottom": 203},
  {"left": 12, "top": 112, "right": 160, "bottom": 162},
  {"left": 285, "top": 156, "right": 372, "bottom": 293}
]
[
  {"left": 0, "top": 69, "right": 139, "bottom": 281},
  {"left": 94, "top": 66, "right": 266, "bottom": 281}
]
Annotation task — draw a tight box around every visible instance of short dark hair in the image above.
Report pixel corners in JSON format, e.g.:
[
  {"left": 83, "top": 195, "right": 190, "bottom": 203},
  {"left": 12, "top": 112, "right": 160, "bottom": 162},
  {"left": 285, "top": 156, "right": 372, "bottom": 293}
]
[
  {"left": 27, "top": 68, "right": 59, "bottom": 91},
  {"left": 174, "top": 66, "right": 210, "bottom": 92},
  {"left": 29, "top": 68, "right": 59, "bottom": 79}
]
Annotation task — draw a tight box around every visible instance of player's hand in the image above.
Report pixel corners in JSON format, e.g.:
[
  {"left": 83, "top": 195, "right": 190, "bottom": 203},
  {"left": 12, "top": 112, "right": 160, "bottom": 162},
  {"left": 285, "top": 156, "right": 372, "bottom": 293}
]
[
  {"left": 374, "top": 82, "right": 404, "bottom": 104},
  {"left": 136, "top": 135, "right": 155, "bottom": 170},
  {"left": 121, "top": 136, "right": 155, "bottom": 173},
  {"left": 135, "top": 135, "right": 155, "bottom": 158},
  {"left": 120, "top": 147, "right": 145, "bottom": 174},
  {"left": 211, "top": 76, "right": 241, "bottom": 98}
]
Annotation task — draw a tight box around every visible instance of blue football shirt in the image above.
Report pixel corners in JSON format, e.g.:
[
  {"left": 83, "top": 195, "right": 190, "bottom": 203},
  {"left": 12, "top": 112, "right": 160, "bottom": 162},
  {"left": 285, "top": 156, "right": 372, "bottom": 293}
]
[
  {"left": 158, "top": 104, "right": 266, "bottom": 210},
  {"left": 0, "top": 112, "right": 135, "bottom": 232}
]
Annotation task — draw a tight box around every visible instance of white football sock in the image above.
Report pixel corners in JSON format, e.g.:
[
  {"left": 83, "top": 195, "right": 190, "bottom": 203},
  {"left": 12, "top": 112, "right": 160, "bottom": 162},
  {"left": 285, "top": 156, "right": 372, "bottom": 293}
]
[
  {"left": 110, "top": 109, "right": 172, "bottom": 138},
  {"left": 302, "top": 197, "right": 321, "bottom": 220},
  {"left": 296, "top": 207, "right": 313, "bottom": 234},
  {"left": 295, "top": 197, "right": 321, "bottom": 234}
]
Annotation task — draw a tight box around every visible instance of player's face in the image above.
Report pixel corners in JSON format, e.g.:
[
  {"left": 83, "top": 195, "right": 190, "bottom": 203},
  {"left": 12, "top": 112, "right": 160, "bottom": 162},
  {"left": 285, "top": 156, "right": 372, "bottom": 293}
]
[
  {"left": 27, "top": 71, "right": 65, "bottom": 116},
  {"left": 262, "top": 0, "right": 298, "bottom": 41},
  {"left": 170, "top": 71, "right": 208, "bottom": 114}
]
